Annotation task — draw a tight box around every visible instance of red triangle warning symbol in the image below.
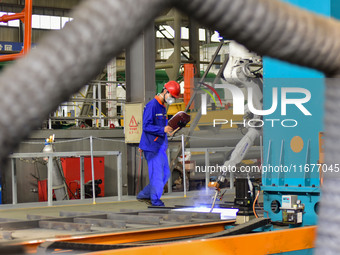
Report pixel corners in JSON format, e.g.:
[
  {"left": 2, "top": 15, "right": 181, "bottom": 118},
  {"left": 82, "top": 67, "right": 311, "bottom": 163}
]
[{"left": 129, "top": 115, "right": 138, "bottom": 127}]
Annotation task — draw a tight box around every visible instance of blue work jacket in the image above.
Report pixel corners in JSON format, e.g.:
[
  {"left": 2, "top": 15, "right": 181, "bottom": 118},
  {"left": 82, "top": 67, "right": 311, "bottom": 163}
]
[{"left": 139, "top": 96, "right": 168, "bottom": 152}]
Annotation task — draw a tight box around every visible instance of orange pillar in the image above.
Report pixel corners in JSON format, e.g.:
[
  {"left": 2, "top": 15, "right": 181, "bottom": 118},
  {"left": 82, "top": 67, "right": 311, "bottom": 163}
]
[
  {"left": 0, "top": 0, "right": 32, "bottom": 61},
  {"left": 24, "top": 0, "right": 33, "bottom": 54},
  {"left": 183, "top": 63, "right": 195, "bottom": 109}
]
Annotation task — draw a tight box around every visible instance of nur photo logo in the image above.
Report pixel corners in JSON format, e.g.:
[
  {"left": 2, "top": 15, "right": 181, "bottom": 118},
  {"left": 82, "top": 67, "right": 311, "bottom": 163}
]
[{"left": 200, "top": 82, "right": 312, "bottom": 128}]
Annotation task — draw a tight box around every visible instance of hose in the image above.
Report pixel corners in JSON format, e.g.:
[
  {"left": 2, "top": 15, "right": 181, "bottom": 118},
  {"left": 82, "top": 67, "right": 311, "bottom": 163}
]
[
  {"left": 315, "top": 78, "right": 340, "bottom": 254},
  {"left": 0, "top": 0, "right": 339, "bottom": 252},
  {"left": 253, "top": 190, "right": 260, "bottom": 218},
  {"left": 177, "top": 0, "right": 340, "bottom": 76}
]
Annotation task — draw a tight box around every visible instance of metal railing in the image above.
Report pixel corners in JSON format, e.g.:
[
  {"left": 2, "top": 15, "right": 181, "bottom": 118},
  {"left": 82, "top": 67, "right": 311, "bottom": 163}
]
[
  {"left": 47, "top": 81, "right": 126, "bottom": 129},
  {"left": 9, "top": 136, "right": 123, "bottom": 206}
]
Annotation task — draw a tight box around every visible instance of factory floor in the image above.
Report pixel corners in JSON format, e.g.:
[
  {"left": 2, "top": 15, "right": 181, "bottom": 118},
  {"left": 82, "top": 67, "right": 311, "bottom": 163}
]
[
  {"left": 0, "top": 189, "right": 264, "bottom": 253},
  {"left": 0, "top": 190, "right": 238, "bottom": 220}
]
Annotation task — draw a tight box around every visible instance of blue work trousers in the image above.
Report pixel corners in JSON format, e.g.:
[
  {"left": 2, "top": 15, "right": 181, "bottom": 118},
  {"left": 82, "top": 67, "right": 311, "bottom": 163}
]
[{"left": 137, "top": 149, "right": 170, "bottom": 206}]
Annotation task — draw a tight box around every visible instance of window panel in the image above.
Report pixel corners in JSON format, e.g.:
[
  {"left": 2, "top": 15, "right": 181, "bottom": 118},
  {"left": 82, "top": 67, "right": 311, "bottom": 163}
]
[
  {"left": 32, "top": 15, "right": 40, "bottom": 28},
  {"left": 199, "top": 28, "right": 206, "bottom": 41},
  {"left": 40, "top": 15, "right": 51, "bottom": 29},
  {"left": 181, "top": 27, "right": 189, "bottom": 40},
  {"left": 51, "top": 16, "right": 61, "bottom": 30},
  {"left": 8, "top": 19, "right": 19, "bottom": 27}
]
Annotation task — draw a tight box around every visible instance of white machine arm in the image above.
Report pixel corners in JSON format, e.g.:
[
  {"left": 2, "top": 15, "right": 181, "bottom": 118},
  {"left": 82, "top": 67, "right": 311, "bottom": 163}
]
[{"left": 209, "top": 42, "right": 263, "bottom": 212}]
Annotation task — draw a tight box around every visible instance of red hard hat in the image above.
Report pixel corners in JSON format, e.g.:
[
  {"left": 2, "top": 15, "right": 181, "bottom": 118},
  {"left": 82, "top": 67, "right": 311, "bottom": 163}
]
[{"left": 164, "top": 81, "right": 180, "bottom": 98}]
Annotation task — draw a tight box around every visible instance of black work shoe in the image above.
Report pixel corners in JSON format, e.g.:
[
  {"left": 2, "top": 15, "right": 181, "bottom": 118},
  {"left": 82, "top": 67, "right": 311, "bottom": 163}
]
[{"left": 137, "top": 198, "right": 152, "bottom": 206}]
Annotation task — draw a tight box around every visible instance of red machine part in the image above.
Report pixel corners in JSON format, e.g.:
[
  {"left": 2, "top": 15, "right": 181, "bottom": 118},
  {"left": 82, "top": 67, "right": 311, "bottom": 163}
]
[
  {"left": 38, "top": 180, "right": 47, "bottom": 202},
  {"left": 61, "top": 157, "right": 105, "bottom": 199},
  {"left": 183, "top": 63, "right": 195, "bottom": 109},
  {"left": 38, "top": 157, "right": 105, "bottom": 201}
]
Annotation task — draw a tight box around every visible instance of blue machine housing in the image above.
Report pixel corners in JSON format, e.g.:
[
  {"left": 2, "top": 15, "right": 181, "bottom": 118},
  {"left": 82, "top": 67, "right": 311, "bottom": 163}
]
[
  {"left": 262, "top": 77, "right": 323, "bottom": 226},
  {"left": 261, "top": 0, "right": 340, "bottom": 227}
]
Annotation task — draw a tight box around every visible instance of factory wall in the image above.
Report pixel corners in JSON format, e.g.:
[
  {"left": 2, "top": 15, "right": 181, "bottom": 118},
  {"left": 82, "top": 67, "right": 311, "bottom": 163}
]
[{"left": 0, "top": 26, "right": 51, "bottom": 44}]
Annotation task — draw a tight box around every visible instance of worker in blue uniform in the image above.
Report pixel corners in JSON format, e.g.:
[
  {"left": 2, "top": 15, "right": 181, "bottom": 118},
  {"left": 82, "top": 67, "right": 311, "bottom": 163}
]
[{"left": 137, "top": 81, "right": 181, "bottom": 206}]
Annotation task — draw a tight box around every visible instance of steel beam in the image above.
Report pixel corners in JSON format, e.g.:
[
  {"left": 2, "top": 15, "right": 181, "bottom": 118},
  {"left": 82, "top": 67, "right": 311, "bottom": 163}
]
[
  {"left": 0, "top": 218, "right": 21, "bottom": 222},
  {"left": 125, "top": 24, "right": 155, "bottom": 104},
  {"left": 28, "top": 214, "right": 107, "bottom": 222},
  {"left": 26, "top": 215, "right": 56, "bottom": 220},
  {"left": 74, "top": 218, "right": 126, "bottom": 229},
  {"left": 169, "top": 211, "right": 221, "bottom": 220},
  {"left": 138, "top": 213, "right": 192, "bottom": 222},
  {"left": 59, "top": 211, "right": 107, "bottom": 218},
  {"left": 165, "top": 9, "right": 181, "bottom": 80},
  {"left": 188, "top": 18, "right": 200, "bottom": 77},
  {"left": 125, "top": 23, "right": 156, "bottom": 195},
  {"left": 107, "top": 213, "right": 161, "bottom": 225},
  {"left": 39, "top": 221, "right": 92, "bottom": 232},
  {"left": 0, "top": 220, "right": 39, "bottom": 230}
]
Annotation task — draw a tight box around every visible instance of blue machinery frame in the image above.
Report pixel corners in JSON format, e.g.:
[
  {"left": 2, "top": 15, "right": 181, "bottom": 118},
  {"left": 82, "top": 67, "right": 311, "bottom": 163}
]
[{"left": 262, "top": 0, "right": 340, "bottom": 226}]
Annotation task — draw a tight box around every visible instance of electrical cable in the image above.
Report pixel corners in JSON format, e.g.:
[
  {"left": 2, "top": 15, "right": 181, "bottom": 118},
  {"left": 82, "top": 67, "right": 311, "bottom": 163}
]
[
  {"left": 253, "top": 190, "right": 260, "bottom": 218},
  {"left": 256, "top": 191, "right": 263, "bottom": 210},
  {"left": 251, "top": 67, "right": 263, "bottom": 74}
]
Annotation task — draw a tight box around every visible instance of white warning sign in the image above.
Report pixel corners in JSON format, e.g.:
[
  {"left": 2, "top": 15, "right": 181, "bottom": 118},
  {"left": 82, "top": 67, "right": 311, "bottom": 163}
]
[{"left": 125, "top": 103, "right": 143, "bottom": 143}]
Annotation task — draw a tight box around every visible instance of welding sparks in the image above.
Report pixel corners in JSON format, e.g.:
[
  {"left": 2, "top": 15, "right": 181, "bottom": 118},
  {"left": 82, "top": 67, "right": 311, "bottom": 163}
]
[{"left": 173, "top": 206, "right": 239, "bottom": 220}]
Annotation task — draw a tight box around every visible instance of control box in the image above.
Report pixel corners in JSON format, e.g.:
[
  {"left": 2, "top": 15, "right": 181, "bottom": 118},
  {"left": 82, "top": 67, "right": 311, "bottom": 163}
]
[
  {"left": 282, "top": 195, "right": 298, "bottom": 209},
  {"left": 280, "top": 195, "right": 304, "bottom": 225}
]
